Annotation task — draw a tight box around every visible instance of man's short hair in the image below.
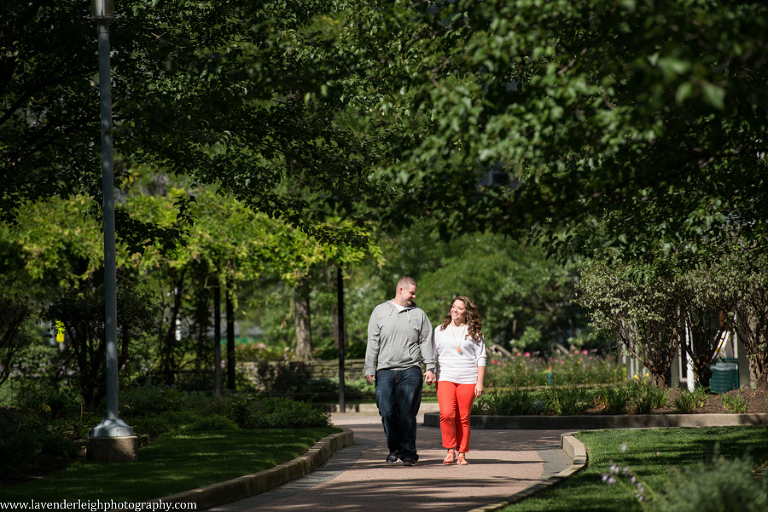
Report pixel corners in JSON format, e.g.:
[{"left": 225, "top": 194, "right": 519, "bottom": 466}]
[{"left": 397, "top": 275, "right": 417, "bottom": 290}]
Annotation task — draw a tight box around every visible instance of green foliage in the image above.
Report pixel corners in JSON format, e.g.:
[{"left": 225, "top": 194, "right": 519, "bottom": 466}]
[
  {"left": 652, "top": 454, "right": 768, "bottom": 512},
  {"left": 184, "top": 414, "right": 239, "bottom": 432},
  {"left": 121, "top": 385, "right": 212, "bottom": 417},
  {"left": 0, "top": 428, "right": 337, "bottom": 502},
  {"left": 8, "top": 342, "right": 81, "bottom": 418},
  {"left": 236, "top": 342, "right": 291, "bottom": 362},
  {"left": 472, "top": 389, "right": 535, "bottom": 416},
  {"left": 598, "top": 385, "right": 633, "bottom": 415},
  {"left": 363, "top": 0, "right": 768, "bottom": 265},
  {"left": 576, "top": 261, "right": 681, "bottom": 387},
  {"left": 252, "top": 361, "right": 314, "bottom": 393},
  {"left": 484, "top": 350, "right": 625, "bottom": 388},
  {"left": 129, "top": 411, "right": 200, "bottom": 438},
  {"left": 499, "top": 426, "right": 768, "bottom": 512},
  {"left": 0, "top": 411, "right": 77, "bottom": 480},
  {"left": 221, "top": 395, "right": 331, "bottom": 429},
  {"left": 673, "top": 387, "right": 709, "bottom": 414},
  {"left": 720, "top": 391, "right": 750, "bottom": 414},
  {"left": 0, "top": 294, "right": 32, "bottom": 388},
  {"left": 543, "top": 386, "right": 593, "bottom": 415},
  {"left": 629, "top": 375, "right": 669, "bottom": 414},
  {"left": 44, "top": 282, "right": 157, "bottom": 410},
  {"left": 473, "top": 378, "right": 680, "bottom": 416}
]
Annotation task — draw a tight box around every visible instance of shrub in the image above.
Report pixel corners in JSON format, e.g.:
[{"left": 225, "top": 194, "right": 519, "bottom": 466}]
[
  {"left": 652, "top": 454, "right": 768, "bottom": 512},
  {"left": 0, "top": 416, "right": 42, "bottom": 478},
  {"left": 38, "top": 431, "right": 78, "bottom": 458},
  {"left": 222, "top": 395, "right": 331, "bottom": 429},
  {"left": 128, "top": 410, "right": 199, "bottom": 437},
  {"left": 120, "top": 385, "right": 210, "bottom": 417},
  {"left": 252, "top": 361, "right": 313, "bottom": 393},
  {"left": 185, "top": 414, "right": 239, "bottom": 432},
  {"left": 0, "top": 411, "right": 77, "bottom": 479}
]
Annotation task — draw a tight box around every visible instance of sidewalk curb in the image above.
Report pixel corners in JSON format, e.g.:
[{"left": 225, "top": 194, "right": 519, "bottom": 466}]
[
  {"left": 147, "top": 428, "right": 354, "bottom": 510},
  {"left": 466, "top": 434, "right": 588, "bottom": 512}
]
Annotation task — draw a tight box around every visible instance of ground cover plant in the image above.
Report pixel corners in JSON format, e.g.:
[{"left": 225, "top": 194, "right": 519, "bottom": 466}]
[
  {"left": 498, "top": 426, "right": 768, "bottom": 512},
  {"left": 0, "top": 427, "right": 337, "bottom": 502}
]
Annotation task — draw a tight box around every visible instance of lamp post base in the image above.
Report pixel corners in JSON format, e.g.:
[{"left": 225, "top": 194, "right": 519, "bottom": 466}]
[{"left": 86, "top": 435, "right": 138, "bottom": 463}]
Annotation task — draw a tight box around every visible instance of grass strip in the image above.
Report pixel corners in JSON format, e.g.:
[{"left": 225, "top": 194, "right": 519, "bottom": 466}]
[
  {"left": 499, "top": 425, "right": 768, "bottom": 512},
  {"left": 1, "top": 427, "right": 338, "bottom": 503}
]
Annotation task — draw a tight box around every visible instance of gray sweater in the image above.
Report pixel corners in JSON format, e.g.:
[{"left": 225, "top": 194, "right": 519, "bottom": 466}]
[{"left": 365, "top": 300, "right": 435, "bottom": 376}]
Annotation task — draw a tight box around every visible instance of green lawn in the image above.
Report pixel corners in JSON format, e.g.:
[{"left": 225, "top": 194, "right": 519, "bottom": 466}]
[
  {"left": 499, "top": 426, "right": 768, "bottom": 512},
  {"left": 1, "top": 427, "right": 338, "bottom": 503}
]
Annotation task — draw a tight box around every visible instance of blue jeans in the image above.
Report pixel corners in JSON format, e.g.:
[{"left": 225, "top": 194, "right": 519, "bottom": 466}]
[{"left": 375, "top": 367, "right": 423, "bottom": 461}]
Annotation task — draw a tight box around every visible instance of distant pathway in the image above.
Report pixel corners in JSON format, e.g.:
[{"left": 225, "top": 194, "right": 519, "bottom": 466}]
[{"left": 211, "top": 412, "right": 573, "bottom": 512}]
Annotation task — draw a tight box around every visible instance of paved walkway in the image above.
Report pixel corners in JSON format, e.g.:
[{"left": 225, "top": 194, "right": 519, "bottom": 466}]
[{"left": 209, "top": 409, "right": 575, "bottom": 512}]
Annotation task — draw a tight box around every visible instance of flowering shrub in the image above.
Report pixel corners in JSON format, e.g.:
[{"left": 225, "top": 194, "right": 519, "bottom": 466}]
[{"left": 484, "top": 349, "right": 626, "bottom": 388}]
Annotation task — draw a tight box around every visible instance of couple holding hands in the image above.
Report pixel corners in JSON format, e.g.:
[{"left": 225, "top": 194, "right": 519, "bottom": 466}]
[{"left": 365, "top": 276, "right": 486, "bottom": 467}]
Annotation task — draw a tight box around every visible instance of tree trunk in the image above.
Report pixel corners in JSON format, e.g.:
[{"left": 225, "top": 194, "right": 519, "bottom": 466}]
[
  {"left": 226, "top": 281, "right": 236, "bottom": 390},
  {"left": 750, "top": 352, "right": 768, "bottom": 384},
  {"left": 294, "top": 277, "right": 313, "bottom": 361}
]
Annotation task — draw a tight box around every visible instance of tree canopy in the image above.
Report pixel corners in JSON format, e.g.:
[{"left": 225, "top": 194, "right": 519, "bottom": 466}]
[
  {"left": 348, "top": 0, "right": 768, "bottom": 263},
  {"left": 5, "top": 1, "right": 766, "bottom": 264}
]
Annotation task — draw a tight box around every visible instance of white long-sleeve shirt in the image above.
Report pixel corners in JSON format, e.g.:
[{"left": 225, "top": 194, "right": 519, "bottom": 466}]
[{"left": 432, "top": 324, "right": 487, "bottom": 384}]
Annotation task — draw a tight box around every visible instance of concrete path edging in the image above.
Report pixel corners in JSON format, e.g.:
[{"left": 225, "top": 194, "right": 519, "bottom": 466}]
[
  {"left": 423, "top": 412, "right": 768, "bottom": 430},
  {"left": 464, "top": 434, "right": 588, "bottom": 512},
  {"left": 146, "top": 428, "right": 354, "bottom": 510}
]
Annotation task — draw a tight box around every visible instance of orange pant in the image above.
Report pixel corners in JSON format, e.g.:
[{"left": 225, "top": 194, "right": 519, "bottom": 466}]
[{"left": 436, "top": 381, "right": 476, "bottom": 453}]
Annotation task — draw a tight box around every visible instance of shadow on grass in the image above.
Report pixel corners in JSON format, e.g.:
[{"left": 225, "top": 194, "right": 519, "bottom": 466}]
[{"left": 1, "top": 427, "right": 338, "bottom": 502}]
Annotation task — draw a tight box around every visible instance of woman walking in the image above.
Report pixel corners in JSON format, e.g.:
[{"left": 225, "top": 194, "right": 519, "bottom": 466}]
[{"left": 432, "top": 296, "right": 486, "bottom": 465}]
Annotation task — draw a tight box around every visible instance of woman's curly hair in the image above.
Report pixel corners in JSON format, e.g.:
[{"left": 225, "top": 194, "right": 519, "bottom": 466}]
[{"left": 439, "top": 296, "right": 483, "bottom": 343}]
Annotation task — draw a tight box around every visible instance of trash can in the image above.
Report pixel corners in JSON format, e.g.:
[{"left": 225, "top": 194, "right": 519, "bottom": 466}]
[{"left": 709, "top": 357, "right": 739, "bottom": 394}]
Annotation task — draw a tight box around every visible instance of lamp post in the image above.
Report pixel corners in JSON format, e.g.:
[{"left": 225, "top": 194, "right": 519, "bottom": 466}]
[{"left": 86, "top": 0, "right": 137, "bottom": 462}]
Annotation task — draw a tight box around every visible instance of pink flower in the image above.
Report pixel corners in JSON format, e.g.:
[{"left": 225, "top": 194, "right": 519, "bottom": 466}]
[
  {"left": 582, "top": 349, "right": 588, "bottom": 355},
  {"left": 524, "top": 352, "right": 530, "bottom": 357},
  {"left": 516, "top": 352, "right": 521, "bottom": 356}
]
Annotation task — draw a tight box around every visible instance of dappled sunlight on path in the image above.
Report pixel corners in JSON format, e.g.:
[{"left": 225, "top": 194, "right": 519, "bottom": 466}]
[{"left": 212, "top": 412, "right": 573, "bottom": 512}]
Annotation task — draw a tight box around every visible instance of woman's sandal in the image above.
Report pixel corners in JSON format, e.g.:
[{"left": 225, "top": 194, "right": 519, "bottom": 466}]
[
  {"left": 443, "top": 451, "right": 456, "bottom": 464},
  {"left": 457, "top": 453, "right": 468, "bottom": 465}
]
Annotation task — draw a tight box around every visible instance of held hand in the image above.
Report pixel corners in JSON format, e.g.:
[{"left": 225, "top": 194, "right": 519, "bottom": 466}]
[
  {"left": 424, "top": 370, "right": 436, "bottom": 385},
  {"left": 474, "top": 383, "right": 484, "bottom": 397},
  {"left": 365, "top": 375, "right": 375, "bottom": 385}
]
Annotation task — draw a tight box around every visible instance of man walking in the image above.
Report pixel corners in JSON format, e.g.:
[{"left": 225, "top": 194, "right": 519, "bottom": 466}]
[{"left": 365, "top": 275, "right": 436, "bottom": 467}]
